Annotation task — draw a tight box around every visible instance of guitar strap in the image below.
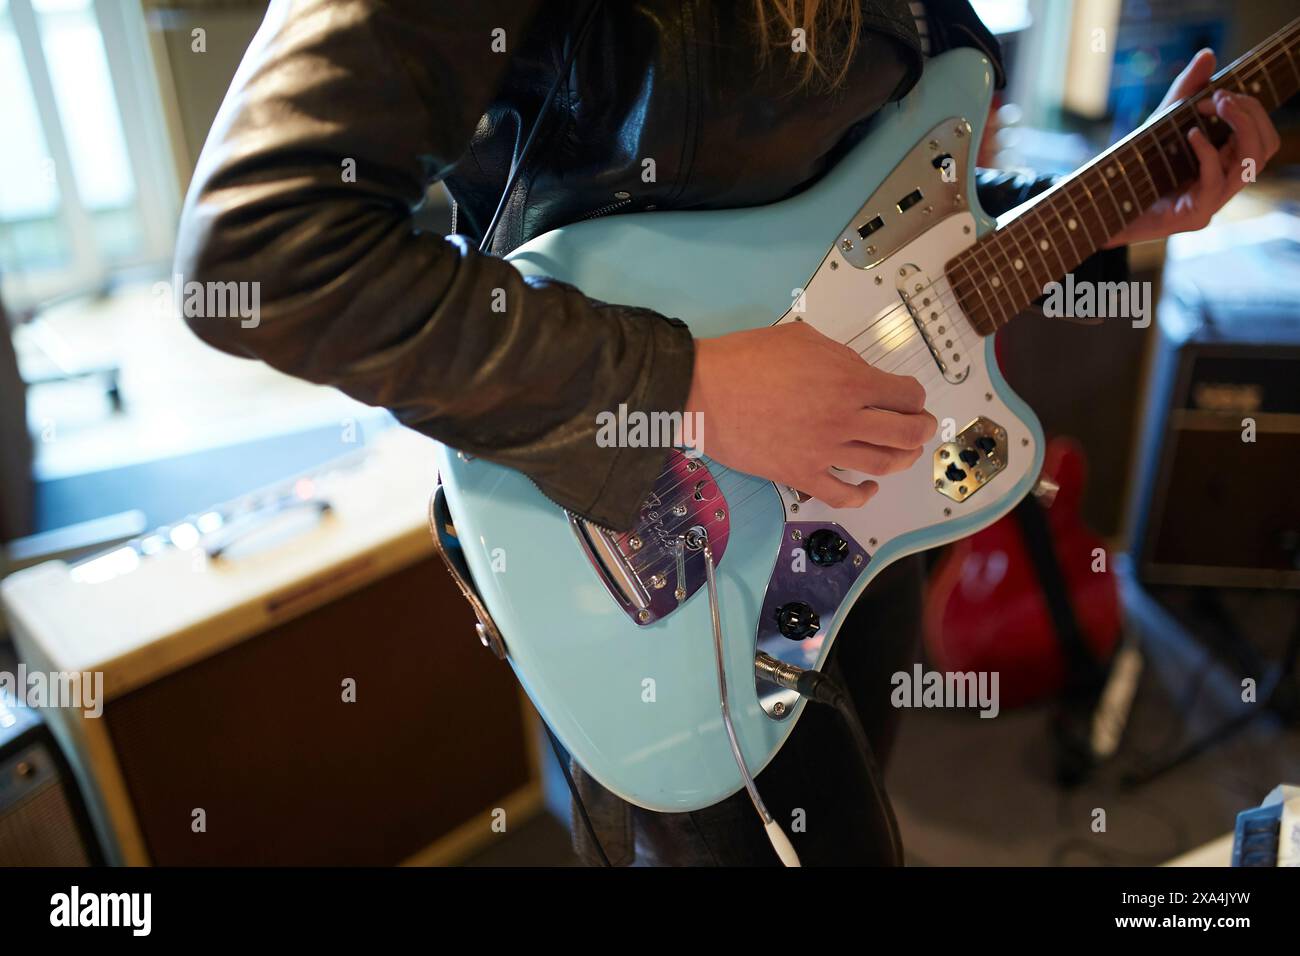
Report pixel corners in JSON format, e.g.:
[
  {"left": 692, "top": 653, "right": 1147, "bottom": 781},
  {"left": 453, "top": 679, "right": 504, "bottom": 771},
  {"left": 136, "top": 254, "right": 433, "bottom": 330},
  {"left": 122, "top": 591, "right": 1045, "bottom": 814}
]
[
  {"left": 1013, "top": 492, "right": 1110, "bottom": 785},
  {"left": 1012, "top": 493, "right": 1105, "bottom": 696}
]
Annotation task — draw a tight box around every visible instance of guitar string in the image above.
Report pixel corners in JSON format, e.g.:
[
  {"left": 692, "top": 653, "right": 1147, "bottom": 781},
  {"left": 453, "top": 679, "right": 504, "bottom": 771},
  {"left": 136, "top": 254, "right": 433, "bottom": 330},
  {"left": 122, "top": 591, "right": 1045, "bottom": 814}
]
[
  {"left": 621, "top": 279, "right": 969, "bottom": 563},
  {"left": 626, "top": 196, "right": 1108, "bottom": 563},
  {"left": 624, "top": 168, "right": 1230, "bottom": 579},
  {"left": 953, "top": 27, "right": 1300, "bottom": 332},
  {"left": 617, "top": 29, "right": 1300, "bottom": 579},
  {"left": 623, "top": 289, "right": 970, "bottom": 577},
  {"left": 615, "top": 274, "right": 969, "bottom": 544},
  {"left": 625, "top": 153, "right": 1183, "bottom": 576},
  {"left": 620, "top": 265, "right": 1021, "bottom": 577}
]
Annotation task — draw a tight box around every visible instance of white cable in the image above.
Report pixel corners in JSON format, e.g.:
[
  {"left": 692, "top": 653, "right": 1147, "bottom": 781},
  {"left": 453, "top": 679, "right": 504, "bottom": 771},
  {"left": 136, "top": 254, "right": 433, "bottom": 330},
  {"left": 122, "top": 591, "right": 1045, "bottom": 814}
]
[{"left": 700, "top": 532, "right": 802, "bottom": 868}]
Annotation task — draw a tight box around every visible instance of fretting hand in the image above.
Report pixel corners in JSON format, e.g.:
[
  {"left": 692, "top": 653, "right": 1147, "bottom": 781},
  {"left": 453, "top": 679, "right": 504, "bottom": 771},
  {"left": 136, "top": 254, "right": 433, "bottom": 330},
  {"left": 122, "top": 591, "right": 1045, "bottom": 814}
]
[{"left": 1105, "top": 49, "right": 1281, "bottom": 248}]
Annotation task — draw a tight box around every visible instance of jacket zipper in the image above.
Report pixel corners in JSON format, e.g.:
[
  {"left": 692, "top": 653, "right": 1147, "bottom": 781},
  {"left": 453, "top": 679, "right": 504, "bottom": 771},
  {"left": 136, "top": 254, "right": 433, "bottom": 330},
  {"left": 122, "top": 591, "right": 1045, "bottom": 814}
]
[{"left": 576, "top": 197, "right": 633, "bottom": 221}]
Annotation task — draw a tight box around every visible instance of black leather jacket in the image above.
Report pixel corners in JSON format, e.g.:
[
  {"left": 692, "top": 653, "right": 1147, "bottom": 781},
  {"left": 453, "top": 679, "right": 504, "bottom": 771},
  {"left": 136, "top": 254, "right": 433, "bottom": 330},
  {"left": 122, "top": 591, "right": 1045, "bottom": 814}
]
[{"left": 176, "top": 0, "right": 1125, "bottom": 530}]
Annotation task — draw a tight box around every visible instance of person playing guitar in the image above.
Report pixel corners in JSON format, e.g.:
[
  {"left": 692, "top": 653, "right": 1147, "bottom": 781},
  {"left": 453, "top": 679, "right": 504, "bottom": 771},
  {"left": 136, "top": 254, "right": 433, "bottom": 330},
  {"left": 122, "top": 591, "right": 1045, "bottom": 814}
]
[{"left": 175, "top": 0, "right": 1281, "bottom": 865}]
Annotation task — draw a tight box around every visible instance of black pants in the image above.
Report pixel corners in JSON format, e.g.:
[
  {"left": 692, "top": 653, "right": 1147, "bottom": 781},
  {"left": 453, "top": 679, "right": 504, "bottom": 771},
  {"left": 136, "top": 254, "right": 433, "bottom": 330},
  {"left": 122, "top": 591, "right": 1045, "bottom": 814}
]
[{"left": 570, "top": 553, "right": 925, "bottom": 866}]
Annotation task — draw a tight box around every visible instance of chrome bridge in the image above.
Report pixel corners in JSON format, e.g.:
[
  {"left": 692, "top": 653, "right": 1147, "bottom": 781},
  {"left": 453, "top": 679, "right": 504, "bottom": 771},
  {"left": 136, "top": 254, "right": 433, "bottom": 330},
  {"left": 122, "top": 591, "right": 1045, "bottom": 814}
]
[{"left": 570, "top": 449, "right": 730, "bottom": 626}]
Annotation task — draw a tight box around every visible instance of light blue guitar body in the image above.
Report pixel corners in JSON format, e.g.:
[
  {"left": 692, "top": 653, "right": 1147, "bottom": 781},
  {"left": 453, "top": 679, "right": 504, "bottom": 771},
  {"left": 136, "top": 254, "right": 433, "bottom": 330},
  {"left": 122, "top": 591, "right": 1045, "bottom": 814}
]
[{"left": 435, "top": 49, "right": 1044, "bottom": 811}]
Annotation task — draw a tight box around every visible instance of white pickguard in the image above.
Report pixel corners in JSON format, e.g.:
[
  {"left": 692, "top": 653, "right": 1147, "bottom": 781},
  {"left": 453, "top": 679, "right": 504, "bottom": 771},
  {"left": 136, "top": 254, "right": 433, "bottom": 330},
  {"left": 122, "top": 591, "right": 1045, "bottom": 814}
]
[{"left": 775, "top": 213, "right": 1037, "bottom": 546}]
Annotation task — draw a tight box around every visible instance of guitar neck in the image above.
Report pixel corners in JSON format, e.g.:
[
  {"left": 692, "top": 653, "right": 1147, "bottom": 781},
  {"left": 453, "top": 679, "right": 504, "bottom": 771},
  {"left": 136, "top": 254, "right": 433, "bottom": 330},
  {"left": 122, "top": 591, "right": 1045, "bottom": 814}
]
[{"left": 948, "top": 16, "right": 1300, "bottom": 336}]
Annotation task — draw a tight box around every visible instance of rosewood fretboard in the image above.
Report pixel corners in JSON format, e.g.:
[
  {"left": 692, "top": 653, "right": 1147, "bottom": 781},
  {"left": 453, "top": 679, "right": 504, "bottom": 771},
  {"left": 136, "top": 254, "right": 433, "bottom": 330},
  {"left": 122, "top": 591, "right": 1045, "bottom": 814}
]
[{"left": 948, "top": 17, "right": 1300, "bottom": 336}]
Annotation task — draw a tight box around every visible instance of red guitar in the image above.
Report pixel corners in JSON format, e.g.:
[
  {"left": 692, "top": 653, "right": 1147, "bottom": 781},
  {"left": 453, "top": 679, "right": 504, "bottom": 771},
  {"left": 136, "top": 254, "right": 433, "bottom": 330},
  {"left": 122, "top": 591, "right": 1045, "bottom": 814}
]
[{"left": 922, "top": 437, "right": 1122, "bottom": 710}]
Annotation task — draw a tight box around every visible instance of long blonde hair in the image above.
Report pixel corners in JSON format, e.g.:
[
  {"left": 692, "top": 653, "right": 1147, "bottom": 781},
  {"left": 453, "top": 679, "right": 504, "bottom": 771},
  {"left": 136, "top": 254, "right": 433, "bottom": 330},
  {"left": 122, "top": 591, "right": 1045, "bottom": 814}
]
[{"left": 752, "top": 0, "right": 864, "bottom": 91}]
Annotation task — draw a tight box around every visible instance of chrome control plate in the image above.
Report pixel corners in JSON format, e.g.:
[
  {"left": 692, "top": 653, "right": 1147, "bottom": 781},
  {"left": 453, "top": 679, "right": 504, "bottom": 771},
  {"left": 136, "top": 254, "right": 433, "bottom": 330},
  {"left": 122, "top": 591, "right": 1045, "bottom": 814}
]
[
  {"left": 835, "top": 117, "right": 973, "bottom": 270},
  {"left": 933, "top": 416, "right": 1008, "bottom": 503},
  {"left": 753, "top": 522, "right": 871, "bottom": 719}
]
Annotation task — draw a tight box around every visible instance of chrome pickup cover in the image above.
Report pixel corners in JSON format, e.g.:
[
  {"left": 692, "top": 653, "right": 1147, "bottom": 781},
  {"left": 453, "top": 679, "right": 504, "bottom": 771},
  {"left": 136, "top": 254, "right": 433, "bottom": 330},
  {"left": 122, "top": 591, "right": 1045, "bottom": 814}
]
[{"left": 571, "top": 450, "right": 730, "bottom": 626}]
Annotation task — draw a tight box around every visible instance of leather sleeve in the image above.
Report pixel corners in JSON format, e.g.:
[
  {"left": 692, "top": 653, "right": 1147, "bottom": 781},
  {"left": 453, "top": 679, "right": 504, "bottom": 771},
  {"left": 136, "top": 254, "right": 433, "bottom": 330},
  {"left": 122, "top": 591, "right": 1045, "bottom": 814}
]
[
  {"left": 975, "top": 168, "right": 1130, "bottom": 288},
  {"left": 174, "top": 0, "right": 695, "bottom": 532}
]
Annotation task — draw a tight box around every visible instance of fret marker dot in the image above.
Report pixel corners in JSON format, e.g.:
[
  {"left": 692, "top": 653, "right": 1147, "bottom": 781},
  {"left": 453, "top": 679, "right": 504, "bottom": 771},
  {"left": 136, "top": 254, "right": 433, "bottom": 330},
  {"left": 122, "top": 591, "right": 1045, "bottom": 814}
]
[
  {"left": 1122, "top": 200, "right": 1132, "bottom": 212},
  {"left": 1014, "top": 258, "right": 1023, "bottom": 270},
  {"left": 1038, "top": 239, "right": 1049, "bottom": 251},
  {"left": 992, "top": 277, "right": 1001, "bottom": 287},
  {"left": 1251, "top": 82, "right": 1261, "bottom": 93},
  {"left": 1106, "top": 166, "right": 1115, "bottom": 178},
  {"left": 1068, "top": 218, "right": 1077, "bottom": 230}
]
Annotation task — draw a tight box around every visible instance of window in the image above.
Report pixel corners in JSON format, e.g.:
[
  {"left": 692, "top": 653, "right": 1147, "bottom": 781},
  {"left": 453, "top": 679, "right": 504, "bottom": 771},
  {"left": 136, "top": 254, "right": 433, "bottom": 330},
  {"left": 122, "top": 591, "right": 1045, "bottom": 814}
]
[{"left": 0, "top": 0, "right": 177, "bottom": 308}]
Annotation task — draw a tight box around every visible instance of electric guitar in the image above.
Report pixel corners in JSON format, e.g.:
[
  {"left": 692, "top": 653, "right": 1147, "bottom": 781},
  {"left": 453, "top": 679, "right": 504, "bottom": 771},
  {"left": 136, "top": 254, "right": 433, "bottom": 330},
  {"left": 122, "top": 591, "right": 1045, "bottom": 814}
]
[{"left": 431, "top": 21, "right": 1300, "bottom": 812}]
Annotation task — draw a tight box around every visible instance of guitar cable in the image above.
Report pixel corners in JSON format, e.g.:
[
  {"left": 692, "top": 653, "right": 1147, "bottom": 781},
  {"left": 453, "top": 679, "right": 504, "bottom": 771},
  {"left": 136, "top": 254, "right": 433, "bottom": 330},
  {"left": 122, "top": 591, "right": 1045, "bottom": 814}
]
[
  {"left": 756, "top": 653, "right": 905, "bottom": 866},
  {"left": 703, "top": 539, "right": 802, "bottom": 867},
  {"left": 541, "top": 720, "right": 613, "bottom": 867}
]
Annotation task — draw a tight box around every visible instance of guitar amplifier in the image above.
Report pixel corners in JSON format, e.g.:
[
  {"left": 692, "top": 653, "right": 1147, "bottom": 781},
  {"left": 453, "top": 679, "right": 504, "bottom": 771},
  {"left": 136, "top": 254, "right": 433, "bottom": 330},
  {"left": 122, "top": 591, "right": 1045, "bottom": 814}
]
[
  {"left": 0, "top": 692, "right": 103, "bottom": 865},
  {"left": 0, "top": 426, "right": 536, "bottom": 865},
  {"left": 1129, "top": 214, "right": 1300, "bottom": 588}
]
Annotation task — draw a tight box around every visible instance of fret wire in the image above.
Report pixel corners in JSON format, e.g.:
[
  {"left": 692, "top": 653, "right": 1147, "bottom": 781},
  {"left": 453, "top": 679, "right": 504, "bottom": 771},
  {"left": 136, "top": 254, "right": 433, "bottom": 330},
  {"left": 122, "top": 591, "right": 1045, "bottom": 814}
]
[
  {"left": 1285, "top": 39, "right": 1300, "bottom": 86},
  {"left": 1044, "top": 190, "right": 1085, "bottom": 266},
  {"left": 948, "top": 20, "right": 1300, "bottom": 339},
  {"left": 965, "top": 247, "right": 1013, "bottom": 330},
  {"left": 1108, "top": 153, "right": 1146, "bottom": 218},
  {"left": 1062, "top": 181, "right": 1104, "bottom": 254},
  {"left": 1011, "top": 221, "right": 1052, "bottom": 298},
  {"left": 1164, "top": 113, "right": 1198, "bottom": 175},
  {"left": 1269, "top": 24, "right": 1300, "bottom": 94},
  {"left": 967, "top": 265, "right": 1003, "bottom": 335},
  {"left": 1146, "top": 126, "right": 1178, "bottom": 193},
  {"left": 958, "top": 273, "right": 998, "bottom": 336},
  {"left": 1022, "top": 207, "right": 1063, "bottom": 284},
  {"left": 1128, "top": 138, "right": 1162, "bottom": 202},
  {"left": 1031, "top": 204, "right": 1070, "bottom": 278},
  {"left": 1075, "top": 176, "right": 1117, "bottom": 245},
  {"left": 1094, "top": 161, "right": 1131, "bottom": 229},
  {"left": 1128, "top": 145, "right": 1160, "bottom": 204},
  {"left": 949, "top": 258, "right": 998, "bottom": 333},
  {"left": 1005, "top": 224, "right": 1049, "bottom": 301},
  {"left": 1251, "top": 47, "right": 1280, "bottom": 103},
  {"left": 979, "top": 234, "right": 1022, "bottom": 308},
  {"left": 989, "top": 228, "right": 1040, "bottom": 306},
  {"left": 1185, "top": 99, "right": 1214, "bottom": 140}
]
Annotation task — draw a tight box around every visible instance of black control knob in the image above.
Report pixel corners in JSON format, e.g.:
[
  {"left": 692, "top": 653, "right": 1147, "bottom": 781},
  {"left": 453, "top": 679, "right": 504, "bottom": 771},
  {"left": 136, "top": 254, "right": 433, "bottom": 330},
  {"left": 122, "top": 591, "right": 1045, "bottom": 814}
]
[
  {"left": 775, "top": 602, "right": 820, "bottom": 641},
  {"left": 806, "top": 529, "right": 849, "bottom": 567}
]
